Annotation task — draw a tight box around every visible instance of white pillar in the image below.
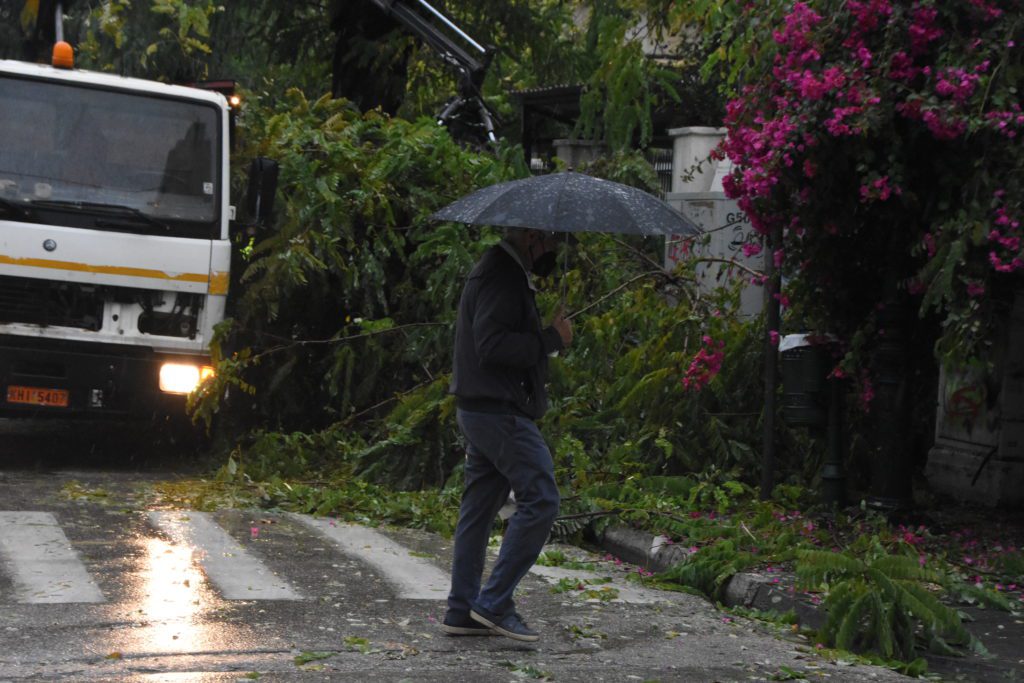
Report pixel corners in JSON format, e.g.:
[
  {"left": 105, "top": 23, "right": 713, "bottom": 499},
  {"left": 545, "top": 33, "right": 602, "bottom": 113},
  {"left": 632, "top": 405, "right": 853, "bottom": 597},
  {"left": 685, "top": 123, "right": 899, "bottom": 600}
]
[{"left": 668, "top": 126, "right": 727, "bottom": 193}]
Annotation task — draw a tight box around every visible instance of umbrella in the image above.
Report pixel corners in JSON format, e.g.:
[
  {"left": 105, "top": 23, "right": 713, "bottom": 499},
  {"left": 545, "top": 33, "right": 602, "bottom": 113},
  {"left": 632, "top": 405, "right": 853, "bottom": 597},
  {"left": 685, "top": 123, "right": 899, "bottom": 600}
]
[{"left": 430, "top": 171, "right": 701, "bottom": 237}]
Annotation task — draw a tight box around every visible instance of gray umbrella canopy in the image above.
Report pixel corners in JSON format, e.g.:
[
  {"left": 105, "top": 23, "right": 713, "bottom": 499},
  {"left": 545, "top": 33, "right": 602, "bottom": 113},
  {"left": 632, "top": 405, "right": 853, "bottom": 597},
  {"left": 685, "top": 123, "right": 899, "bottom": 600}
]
[{"left": 431, "top": 171, "right": 701, "bottom": 237}]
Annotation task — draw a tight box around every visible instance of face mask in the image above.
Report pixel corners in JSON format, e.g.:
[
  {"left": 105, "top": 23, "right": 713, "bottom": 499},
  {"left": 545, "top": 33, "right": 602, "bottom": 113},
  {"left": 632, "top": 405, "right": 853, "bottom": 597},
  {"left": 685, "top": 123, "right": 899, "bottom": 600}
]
[{"left": 530, "top": 250, "right": 558, "bottom": 278}]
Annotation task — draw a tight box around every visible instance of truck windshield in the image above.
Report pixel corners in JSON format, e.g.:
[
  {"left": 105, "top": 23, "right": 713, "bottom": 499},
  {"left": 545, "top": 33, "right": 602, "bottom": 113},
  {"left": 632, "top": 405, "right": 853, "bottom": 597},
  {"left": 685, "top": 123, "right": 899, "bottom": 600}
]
[{"left": 0, "top": 75, "right": 220, "bottom": 239}]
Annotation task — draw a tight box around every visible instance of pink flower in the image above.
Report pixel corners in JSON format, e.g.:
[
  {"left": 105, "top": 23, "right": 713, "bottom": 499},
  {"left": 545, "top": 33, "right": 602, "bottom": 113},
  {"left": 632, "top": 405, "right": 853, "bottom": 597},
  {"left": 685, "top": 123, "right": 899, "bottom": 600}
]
[
  {"left": 909, "top": 6, "right": 943, "bottom": 54},
  {"left": 935, "top": 67, "right": 980, "bottom": 104},
  {"left": 848, "top": 0, "right": 892, "bottom": 33},
  {"left": 742, "top": 241, "right": 764, "bottom": 258},
  {"left": 769, "top": 330, "right": 780, "bottom": 346},
  {"left": 889, "top": 51, "right": 919, "bottom": 81},
  {"left": 855, "top": 47, "right": 873, "bottom": 68},
  {"left": 923, "top": 233, "right": 936, "bottom": 257},
  {"left": 860, "top": 175, "right": 900, "bottom": 202},
  {"left": 682, "top": 336, "right": 726, "bottom": 391},
  {"left": 990, "top": 252, "right": 1014, "bottom": 272},
  {"left": 968, "top": 0, "right": 1003, "bottom": 20},
  {"left": 923, "top": 109, "right": 967, "bottom": 140},
  {"left": 859, "top": 375, "right": 875, "bottom": 411}
]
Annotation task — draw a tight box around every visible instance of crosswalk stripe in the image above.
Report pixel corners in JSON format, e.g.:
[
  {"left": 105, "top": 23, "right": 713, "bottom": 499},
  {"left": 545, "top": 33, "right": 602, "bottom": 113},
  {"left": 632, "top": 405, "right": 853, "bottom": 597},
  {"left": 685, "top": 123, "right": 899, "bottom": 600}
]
[
  {"left": 291, "top": 513, "right": 449, "bottom": 600},
  {"left": 0, "top": 511, "right": 105, "bottom": 603},
  {"left": 148, "top": 511, "right": 301, "bottom": 601}
]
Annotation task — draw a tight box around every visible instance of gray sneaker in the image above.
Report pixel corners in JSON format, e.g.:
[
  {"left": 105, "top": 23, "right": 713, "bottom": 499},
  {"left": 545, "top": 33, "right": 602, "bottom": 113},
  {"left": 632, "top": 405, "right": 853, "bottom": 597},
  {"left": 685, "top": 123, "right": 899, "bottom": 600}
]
[{"left": 470, "top": 607, "right": 539, "bottom": 642}]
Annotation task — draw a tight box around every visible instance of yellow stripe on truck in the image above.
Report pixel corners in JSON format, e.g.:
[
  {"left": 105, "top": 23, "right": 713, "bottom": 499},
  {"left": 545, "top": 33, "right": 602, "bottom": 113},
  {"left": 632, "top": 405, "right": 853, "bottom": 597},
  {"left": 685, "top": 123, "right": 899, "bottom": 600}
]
[
  {"left": 208, "top": 270, "right": 229, "bottom": 295},
  {"left": 0, "top": 254, "right": 228, "bottom": 294}
]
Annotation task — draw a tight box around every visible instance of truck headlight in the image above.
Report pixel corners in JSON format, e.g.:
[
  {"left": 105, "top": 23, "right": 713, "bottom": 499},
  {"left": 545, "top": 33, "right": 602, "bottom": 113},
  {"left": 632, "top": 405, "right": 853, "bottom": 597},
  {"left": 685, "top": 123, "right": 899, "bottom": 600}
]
[{"left": 159, "top": 363, "right": 215, "bottom": 394}]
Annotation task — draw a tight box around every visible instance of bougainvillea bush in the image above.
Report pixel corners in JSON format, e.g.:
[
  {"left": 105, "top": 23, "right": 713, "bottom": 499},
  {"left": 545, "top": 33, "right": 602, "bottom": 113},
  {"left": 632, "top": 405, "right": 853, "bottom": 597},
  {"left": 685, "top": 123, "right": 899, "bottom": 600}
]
[{"left": 707, "top": 0, "right": 1022, "bottom": 374}]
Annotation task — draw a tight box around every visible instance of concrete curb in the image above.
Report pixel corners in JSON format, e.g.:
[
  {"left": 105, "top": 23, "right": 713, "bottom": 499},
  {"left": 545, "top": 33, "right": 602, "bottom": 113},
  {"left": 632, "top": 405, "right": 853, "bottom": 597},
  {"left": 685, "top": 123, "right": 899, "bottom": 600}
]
[{"left": 594, "top": 525, "right": 825, "bottom": 629}]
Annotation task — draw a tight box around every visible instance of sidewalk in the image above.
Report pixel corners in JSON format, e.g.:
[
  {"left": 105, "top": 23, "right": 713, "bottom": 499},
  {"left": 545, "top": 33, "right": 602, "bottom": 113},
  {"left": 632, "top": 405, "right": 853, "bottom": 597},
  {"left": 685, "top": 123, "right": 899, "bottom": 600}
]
[{"left": 595, "top": 524, "right": 1024, "bottom": 681}]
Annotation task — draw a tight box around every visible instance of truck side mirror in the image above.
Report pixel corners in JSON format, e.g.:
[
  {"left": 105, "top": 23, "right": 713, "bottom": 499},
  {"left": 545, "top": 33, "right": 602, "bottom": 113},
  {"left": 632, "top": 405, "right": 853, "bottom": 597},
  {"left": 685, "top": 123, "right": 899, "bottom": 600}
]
[{"left": 245, "top": 157, "right": 279, "bottom": 223}]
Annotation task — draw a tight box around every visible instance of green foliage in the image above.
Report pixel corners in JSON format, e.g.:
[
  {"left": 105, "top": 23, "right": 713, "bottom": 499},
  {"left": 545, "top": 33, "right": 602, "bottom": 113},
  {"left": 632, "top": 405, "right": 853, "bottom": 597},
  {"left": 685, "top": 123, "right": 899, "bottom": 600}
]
[
  {"left": 726, "top": 605, "right": 799, "bottom": 627},
  {"left": 73, "top": 0, "right": 222, "bottom": 80},
  {"left": 184, "top": 79, "right": 772, "bottom": 494},
  {"left": 293, "top": 651, "right": 333, "bottom": 667},
  {"left": 796, "top": 547, "right": 980, "bottom": 660},
  {"left": 187, "top": 90, "right": 515, "bottom": 486},
  {"left": 497, "top": 660, "right": 552, "bottom": 681},
  {"left": 536, "top": 549, "right": 597, "bottom": 571},
  {"left": 659, "top": 539, "right": 756, "bottom": 600},
  {"left": 994, "top": 550, "right": 1024, "bottom": 579},
  {"left": 575, "top": 13, "right": 680, "bottom": 151},
  {"left": 949, "top": 581, "right": 1018, "bottom": 612}
]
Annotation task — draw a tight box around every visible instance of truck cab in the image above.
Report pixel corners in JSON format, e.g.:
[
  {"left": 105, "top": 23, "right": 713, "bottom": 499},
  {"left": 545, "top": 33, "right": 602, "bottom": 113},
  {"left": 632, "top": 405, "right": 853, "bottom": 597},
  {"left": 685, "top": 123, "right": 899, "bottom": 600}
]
[{"left": 0, "top": 58, "right": 232, "bottom": 417}]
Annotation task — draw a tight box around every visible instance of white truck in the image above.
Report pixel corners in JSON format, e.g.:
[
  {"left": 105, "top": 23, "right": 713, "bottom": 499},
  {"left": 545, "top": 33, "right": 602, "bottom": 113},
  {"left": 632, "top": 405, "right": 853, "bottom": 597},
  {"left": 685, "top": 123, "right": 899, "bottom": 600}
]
[{"left": 0, "top": 56, "right": 269, "bottom": 417}]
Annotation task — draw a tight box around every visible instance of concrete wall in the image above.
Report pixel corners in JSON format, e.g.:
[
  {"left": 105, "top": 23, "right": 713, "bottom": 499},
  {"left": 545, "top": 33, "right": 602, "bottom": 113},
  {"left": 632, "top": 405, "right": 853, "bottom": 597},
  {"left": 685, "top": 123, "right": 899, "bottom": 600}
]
[
  {"left": 665, "top": 127, "right": 762, "bottom": 318},
  {"left": 664, "top": 192, "right": 763, "bottom": 318},
  {"left": 552, "top": 139, "right": 607, "bottom": 170},
  {"left": 925, "top": 290, "right": 1024, "bottom": 506}
]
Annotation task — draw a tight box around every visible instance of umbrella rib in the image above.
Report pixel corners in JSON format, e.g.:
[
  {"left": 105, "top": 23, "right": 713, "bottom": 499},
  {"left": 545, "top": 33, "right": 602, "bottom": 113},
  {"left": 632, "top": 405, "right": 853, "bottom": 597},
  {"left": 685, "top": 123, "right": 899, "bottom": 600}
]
[{"left": 550, "top": 172, "right": 572, "bottom": 232}]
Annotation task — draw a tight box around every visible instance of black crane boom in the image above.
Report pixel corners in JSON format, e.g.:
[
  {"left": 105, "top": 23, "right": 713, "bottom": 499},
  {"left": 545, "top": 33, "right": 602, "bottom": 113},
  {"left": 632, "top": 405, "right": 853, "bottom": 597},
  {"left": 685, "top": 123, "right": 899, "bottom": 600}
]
[{"left": 366, "top": 0, "right": 497, "bottom": 143}]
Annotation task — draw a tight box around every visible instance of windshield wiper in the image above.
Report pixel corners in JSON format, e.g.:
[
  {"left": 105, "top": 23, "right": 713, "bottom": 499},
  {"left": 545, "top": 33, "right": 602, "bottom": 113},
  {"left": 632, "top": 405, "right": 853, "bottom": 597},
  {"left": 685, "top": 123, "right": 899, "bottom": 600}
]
[
  {"left": 29, "top": 199, "right": 172, "bottom": 233},
  {"left": 0, "top": 196, "right": 36, "bottom": 221}
]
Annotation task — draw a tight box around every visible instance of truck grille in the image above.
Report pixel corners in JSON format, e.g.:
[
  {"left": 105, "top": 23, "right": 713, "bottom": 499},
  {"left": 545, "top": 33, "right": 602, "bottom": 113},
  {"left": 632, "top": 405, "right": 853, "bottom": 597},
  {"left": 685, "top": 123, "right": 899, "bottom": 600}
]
[{"left": 0, "top": 275, "right": 104, "bottom": 330}]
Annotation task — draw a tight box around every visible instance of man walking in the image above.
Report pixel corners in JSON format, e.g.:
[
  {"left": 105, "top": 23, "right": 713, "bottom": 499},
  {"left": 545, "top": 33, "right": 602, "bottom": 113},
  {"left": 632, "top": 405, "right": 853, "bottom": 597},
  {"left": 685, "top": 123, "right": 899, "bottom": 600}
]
[{"left": 443, "top": 227, "right": 572, "bottom": 642}]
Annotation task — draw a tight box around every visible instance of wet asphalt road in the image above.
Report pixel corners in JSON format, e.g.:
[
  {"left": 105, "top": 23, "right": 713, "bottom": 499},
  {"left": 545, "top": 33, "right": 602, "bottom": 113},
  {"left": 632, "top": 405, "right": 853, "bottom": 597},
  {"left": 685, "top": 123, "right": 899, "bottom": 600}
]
[{"left": 0, "top": 420, "right": 910, "bottom": 682}]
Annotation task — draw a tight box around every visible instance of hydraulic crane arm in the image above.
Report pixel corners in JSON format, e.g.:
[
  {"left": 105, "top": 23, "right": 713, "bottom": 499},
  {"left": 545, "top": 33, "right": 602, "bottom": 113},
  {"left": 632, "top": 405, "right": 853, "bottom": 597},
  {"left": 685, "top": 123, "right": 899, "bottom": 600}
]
[{"left": 367, "top": 0, "right": 497, "bottom": 143}]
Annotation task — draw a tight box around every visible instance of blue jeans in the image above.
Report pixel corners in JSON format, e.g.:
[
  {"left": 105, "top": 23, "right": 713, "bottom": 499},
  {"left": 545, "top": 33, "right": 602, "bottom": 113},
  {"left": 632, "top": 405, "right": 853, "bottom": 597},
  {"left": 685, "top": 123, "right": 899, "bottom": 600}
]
[{"left": 447, "top": 409, "right": 560, "bottom": 619}]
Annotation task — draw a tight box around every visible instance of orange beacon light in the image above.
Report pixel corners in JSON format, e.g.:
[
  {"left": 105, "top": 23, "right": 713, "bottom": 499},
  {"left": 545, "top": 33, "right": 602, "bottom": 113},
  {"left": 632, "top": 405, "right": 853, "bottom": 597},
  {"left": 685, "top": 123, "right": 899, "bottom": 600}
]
[{"left": 52, "top": 41, "right": 74, "bottom": 69}]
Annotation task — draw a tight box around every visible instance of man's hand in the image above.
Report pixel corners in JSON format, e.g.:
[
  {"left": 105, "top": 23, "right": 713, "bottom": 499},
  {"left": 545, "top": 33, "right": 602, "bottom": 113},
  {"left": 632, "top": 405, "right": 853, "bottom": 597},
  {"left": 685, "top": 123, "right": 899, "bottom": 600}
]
[{"left": 549, "top": 304, "right": 573, "bottom": 348}]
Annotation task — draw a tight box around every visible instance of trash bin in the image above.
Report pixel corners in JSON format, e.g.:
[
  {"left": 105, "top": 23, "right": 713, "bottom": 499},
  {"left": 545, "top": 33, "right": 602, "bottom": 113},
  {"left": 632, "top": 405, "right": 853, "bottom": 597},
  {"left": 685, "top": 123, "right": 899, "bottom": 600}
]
[{"left": 780, "top": 335, "right": 830, "bottom": 428}]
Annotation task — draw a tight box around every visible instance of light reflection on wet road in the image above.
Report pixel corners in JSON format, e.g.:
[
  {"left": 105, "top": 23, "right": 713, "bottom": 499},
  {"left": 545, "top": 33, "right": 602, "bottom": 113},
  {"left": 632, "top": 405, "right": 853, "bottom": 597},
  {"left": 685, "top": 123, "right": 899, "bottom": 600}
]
[{"left": 133, "top": 536, "right": 215, "bottom": 654}]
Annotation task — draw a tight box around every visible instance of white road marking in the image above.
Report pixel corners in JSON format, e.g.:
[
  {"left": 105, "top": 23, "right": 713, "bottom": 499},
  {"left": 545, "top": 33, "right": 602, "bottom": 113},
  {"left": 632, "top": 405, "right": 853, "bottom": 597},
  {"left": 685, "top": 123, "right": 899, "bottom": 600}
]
[
  {"left": 291, "top": 513, "right": 449, "bottom": 600},
  {"left": 148, "top": 511, "right": 301, "bottom": 600},
  {"left": 0, "top": 511, "right": 105, "bottom": 603},
  {"left": 529, "top": 564, "right": 669, "bottom": 604}
]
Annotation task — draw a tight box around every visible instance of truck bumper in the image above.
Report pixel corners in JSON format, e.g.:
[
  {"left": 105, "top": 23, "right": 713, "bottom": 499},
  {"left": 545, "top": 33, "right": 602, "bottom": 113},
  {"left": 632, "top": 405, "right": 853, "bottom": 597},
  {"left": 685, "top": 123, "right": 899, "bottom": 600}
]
[{"left": 0, "top": 336, "right": 207, "bottom": 418}]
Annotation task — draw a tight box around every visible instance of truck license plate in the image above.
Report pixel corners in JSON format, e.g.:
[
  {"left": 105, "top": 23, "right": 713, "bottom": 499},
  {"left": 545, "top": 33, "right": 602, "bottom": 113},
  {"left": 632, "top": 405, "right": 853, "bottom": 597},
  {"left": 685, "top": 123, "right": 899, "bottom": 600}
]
[{"left": 6, "top": 385, "right": 69, "bottom": 408}]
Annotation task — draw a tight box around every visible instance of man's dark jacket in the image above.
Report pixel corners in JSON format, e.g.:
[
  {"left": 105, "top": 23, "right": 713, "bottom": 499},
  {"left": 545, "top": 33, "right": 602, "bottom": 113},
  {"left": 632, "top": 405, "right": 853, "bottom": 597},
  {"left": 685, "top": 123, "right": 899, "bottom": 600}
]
[{"left": 450, "top": 244, "right": 564, "bottom": 420}]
